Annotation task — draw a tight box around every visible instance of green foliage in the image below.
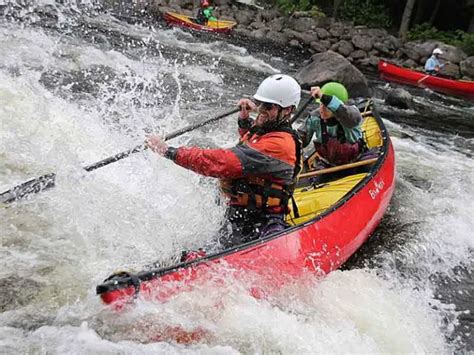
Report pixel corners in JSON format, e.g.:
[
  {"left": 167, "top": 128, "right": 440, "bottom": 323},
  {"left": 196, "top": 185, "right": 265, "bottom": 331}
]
[
  {"left": 276, "top": 0, "right": 325, "bottom": 17},
  {"left": 339, "top": 0, "right": 391, "bottom": 28},
  {"left": 276, "top": 0, "right": 312, "bottom": 14},
  {"left": 408, "top": 24, "right": 474, "bottom": 56}
]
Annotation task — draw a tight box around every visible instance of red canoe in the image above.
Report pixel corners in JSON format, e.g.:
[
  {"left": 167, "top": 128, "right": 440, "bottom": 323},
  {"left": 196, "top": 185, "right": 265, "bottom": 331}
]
[
  {"left": 378, "top": 59, "right": 474, "bottom": 100},
  {"left": 163, "top": 11, "right": 237, "bottom": 34},
  {"left": 97, "top": 103, "right": 396, "bottom": 308}
]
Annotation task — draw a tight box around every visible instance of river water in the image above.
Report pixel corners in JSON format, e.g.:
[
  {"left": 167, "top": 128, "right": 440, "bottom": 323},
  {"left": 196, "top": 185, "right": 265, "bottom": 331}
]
[{"left": 0, "top": 3, "right": 473, "bottom": 353}]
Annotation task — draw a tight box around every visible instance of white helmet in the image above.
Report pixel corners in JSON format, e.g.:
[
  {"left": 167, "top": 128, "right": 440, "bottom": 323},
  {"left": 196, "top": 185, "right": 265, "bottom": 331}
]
[
  {"left": 433, "top": 48, "right": 443, "bottom": 55},
  {"left": 253, "top": 74, "right": 301, "bottom": 108}
]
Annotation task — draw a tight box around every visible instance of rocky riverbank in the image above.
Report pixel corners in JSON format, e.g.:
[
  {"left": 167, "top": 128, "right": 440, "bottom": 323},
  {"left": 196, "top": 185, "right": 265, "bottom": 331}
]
[{"left": 151, "top": 0, "right": 474, "bottom": 80}]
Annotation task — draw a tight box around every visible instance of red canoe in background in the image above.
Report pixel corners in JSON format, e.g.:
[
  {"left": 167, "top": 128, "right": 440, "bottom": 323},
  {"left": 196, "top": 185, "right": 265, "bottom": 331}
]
[
  {"left": 163, "top": 11, "right": 237, "bottom": 34},
  {"left": 378, "top": 60, "right": 474, "bottom": 100},
  {"left": 96, "top": 102, "right": 396, "bottom": 309}
]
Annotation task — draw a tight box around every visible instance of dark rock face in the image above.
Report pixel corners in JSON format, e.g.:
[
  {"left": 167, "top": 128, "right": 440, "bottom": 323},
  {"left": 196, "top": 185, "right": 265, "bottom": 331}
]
[
  {"left": 385, "top": 88, "right": 414, "bottom": 110},
  {"left": 296, "top": 51, "right": 370, "bottom": 98}
]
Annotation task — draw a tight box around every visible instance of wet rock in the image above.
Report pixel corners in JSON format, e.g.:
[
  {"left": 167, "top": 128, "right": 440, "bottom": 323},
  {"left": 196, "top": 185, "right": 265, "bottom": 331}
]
[
  {"left": 249, "top": 28, "right": 268, "bottom": 39},
  {"left": 385, "top": 88, "right": 414, "bottom": 110},
  {"left": 351, "top": 34, "right": 373, "bottom": 52},
  {"left": 440, "top": 63, "right": 461, "bottom": 79},
  {"left": 250, "top": 20, "right": 265, "bottom": 29},
  {"left": 39, "top": 65, "right": 117, "bottom": 97},
  {"left": 315, "top": 27, "right": 330, "bottom": 39},
  {"left": 287, "top": 16, "right": 316, "bottom": 33},
  {"left": 357, "top": 55, "right": 380, "bottom": 67},
  {"left": 266, "top": 30, "right": 287, "bottom": 46},
  {"left": 0, "top": 276, "right": 43, "bottom": 312},
  {"left": 460, "top": 56, "right": 474, "bottom": 77},
  {"left": 235, "top": 9, "right": 257, "bottom": 26},
  {"left": 296, "top": 50, "right": 370, "bottom": 97},
  {"left": 268, "top": 17, "right": 285, "bottom": 32},
  {"left": 436, "top": 44, "right": 467, "bottom": 64},
  {"left": 399, "top": 42, "right": 421, "bottom": 62},
  {"left": 310, "top": 40, "right": 331, "bottom": 53},
  {"left": 350, "top": 49, "right": 368, "bottom": 60},
  {"left": 261, "top": 8, "right": 281, "bottom": 22},
  {"left": 334, "top": 40, "right": 354, "bottom": 57},
  {"left": 373, "top": 41, "right": 393, "bottom": 56}
]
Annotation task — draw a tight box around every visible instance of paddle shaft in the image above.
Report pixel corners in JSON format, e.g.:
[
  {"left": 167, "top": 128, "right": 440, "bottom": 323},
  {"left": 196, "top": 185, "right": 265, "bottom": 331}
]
[
  {"left": 84, "top": 107, "right": 240, "bottom": 172},
  {"left": 1, "top": 107, "right": 239, "bottom": 204},
  {"left": 417, "top": 75, "right": 430, "bottom": 84},
  {"left": 299, "top": 158, "right": 378, "bottom": 179}
]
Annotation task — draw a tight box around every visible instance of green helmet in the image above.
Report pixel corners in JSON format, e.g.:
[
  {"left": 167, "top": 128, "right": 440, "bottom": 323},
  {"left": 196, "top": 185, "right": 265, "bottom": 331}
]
[{"left": 320, "top": 82, "right": 348, "bottom": 103}]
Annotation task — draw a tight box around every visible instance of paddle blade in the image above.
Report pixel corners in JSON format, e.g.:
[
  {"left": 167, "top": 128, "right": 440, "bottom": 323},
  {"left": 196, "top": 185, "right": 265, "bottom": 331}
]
[{"left": 0, "top": 173, "right": 56, "bottom": 204}]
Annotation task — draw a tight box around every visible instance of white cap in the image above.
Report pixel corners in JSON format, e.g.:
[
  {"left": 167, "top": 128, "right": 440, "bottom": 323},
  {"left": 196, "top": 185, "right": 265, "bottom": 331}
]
[
  {"left": 253, "top": 74, "right": 301, "bottom": 108},
  {"left": 433, "top": 48, "right": 443, "bottom": 55}
]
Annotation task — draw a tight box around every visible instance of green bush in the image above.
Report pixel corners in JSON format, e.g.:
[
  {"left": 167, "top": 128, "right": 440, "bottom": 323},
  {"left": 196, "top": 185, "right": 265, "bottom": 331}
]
[
  {"left": 408, "top": 24, "right": 474, "bottom": 56},
  {"left": 339, "top": 0, "right": 391, "bottom": 28},
  {"left": 276, "top": 0, "right": 325, "bottom": 17}
]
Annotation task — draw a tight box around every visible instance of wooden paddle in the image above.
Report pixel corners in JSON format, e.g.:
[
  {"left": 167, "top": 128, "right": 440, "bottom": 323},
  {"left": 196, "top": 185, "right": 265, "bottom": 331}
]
[
  {"left": 0, "top": 108, "right": 239, "bottom": 204},
  {"left": 299, "top": 158, "right": 378, "bottom": 179}
]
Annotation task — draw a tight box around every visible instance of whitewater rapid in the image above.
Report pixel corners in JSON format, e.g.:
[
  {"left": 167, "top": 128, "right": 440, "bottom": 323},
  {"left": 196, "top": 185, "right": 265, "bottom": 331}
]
[{"left": 0, "top": 6, "right": 473, "bottom": 353}]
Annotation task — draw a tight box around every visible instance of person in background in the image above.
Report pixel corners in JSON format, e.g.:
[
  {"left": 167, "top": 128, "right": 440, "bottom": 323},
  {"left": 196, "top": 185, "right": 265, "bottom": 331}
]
[
  {"left": 298, "top": 82, "right": 364, "bottom": 170},
  {"left": 424, "top": 48, "right": 446, "bottom": 75},
  {"left": 195, "top": 0, "right": 217, "bottom": 25},
  {"left": 146, "top": 74, "right": 302, "bottom": 260}
]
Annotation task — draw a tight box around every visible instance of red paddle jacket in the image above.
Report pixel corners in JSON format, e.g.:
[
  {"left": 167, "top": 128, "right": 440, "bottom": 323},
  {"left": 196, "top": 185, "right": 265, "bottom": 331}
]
[{"left": 168, "top": 117, "right": 299, "bottom": 213}]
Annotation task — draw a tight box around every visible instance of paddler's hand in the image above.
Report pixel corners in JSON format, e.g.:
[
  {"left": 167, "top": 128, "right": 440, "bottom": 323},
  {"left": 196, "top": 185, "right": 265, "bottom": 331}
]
[
  {"left": 238, "top": 98, "right": 256, "bottom": 120},
  {"left": 310, "top": 86, "right": 322, "bottom": 99},
  {"left": 146, "top": 135, "right": 168, "bottom": 156}
]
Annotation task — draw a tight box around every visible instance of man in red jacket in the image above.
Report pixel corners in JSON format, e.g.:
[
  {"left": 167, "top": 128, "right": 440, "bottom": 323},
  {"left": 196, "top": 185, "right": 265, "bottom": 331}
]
[{"left": 146, "top": 74, "right": 302, "bottom": 255}]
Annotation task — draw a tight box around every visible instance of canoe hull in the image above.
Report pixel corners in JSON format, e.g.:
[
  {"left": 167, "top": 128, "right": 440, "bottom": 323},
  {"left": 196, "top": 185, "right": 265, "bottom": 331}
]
[
  {"left": 163, "top": 11, "right": 236, "bottom": 34},
  {"left": 378, "top": 60, "right": 474, "bottom": 100}
]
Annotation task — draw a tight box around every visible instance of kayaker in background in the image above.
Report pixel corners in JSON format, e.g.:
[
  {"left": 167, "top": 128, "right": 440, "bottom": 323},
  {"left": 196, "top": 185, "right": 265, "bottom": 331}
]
[
  {"left": 424, "top": 48, "right": 446, "bottom": 75},
  {"left": 146, "top": 74, "right": 302, "bottom": 260},
  {"left": 195, "top": 0, "right": 217, "bottom": 25},
  {"left": 298, "top": 82, "right": 364, "bottom": 171}
]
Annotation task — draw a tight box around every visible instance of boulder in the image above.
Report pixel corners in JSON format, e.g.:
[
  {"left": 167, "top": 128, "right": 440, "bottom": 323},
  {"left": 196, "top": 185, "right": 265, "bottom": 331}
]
[
  {"left": 266, "top": 30, "right": 288, "bottom": 46},
  {"left": 249, "top": 27, "right": 269, "bottom": 39},
  {"left": 261, "top": 8, "right": 280, "bottom": 22},
  {"left": 296, "top": 50, "right": 370, "bottom": 97},
  {"left": 315, "top": 27, "right": 330, "bottom": 39},
  {"left": 335, "top": 40, "right": 354, "bottom": 57},
  {"left": 268, "top": 17, "right": 285, "bottom": 32},
  {"left": 460, "top": 56, "right": 474, "bottom": 77},
  {"left": 329, "top": 26, "right": 344, "bottom": 37},
  {"left": 440, "top": 63, "right": 461, "bottom": 78},
  {"left": 351, "top": 34, "right": 373, "bottom": 51},
  {"left": 310, "top": 40, "right": 331, "bottom": 53},
  {"left": 400, "top": 42, "right": 421, "bottom": 61},
  {"left": 385, "top": 88, "right": 414, "bottom": 110},
  {"left": 373, "top": 41, "right": 392, "bottom": 56},
  {"left": 250, "top": 20, "right": 266, "bottom": 29},
  {"left": 287, "top": 16, "right": 316, "bottom": 32},
  {"left": 437, "top": 44, "right": 467, "bottom": 64},
  {"left": 350, "top": 49, "right": 367, "bottom": 60},
  {"left": 234, "top": 9, "right": 255, "bottom": 26}
]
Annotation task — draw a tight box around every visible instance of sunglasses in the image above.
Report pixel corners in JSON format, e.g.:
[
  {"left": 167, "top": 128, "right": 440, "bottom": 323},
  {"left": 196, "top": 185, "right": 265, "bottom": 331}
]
[{"left": 253, "top": 100, "right": 277, "bottom": 111}]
